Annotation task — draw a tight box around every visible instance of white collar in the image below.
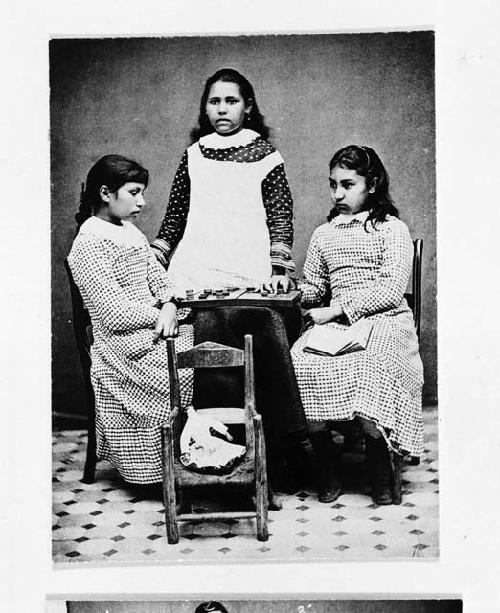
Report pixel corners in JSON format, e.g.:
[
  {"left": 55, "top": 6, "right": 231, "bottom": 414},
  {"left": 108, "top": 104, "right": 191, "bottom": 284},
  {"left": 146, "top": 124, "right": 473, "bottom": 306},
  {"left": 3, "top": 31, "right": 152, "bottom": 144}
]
[
  {"left": 79, "top": 216, "right": 142, "bottom": 244},
  {"left": 199, "top": 128, "right": 260, "bottom": 149},
  {"left": 331, "top": 210, "right": 370, "bottom": 226}
]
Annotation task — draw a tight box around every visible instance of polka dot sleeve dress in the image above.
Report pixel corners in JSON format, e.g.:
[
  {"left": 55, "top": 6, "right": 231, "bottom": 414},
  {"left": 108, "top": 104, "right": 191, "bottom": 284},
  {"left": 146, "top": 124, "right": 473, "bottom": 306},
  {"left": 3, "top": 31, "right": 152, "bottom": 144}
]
[
  {"left": 291, "top": 212, "right": 424, "bottom": 460},
  {"left": 67, "top": 216, "right": 194, "bottom": 484}
]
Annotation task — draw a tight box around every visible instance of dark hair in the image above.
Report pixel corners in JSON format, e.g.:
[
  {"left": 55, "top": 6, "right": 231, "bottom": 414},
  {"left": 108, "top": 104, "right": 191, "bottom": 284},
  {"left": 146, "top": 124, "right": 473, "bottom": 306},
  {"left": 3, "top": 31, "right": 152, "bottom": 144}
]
[
  {"left": 190, "top": 68, "right": 271, "bottom": 142},
  {"left": 75, "top": 154, "right": 149, "bottom": 230},
  {"left": 194, "top": 602, "right": 228, "bottom": 613},
  {"left": 327, "top": 145, "right": 399, "bottom": 228}
]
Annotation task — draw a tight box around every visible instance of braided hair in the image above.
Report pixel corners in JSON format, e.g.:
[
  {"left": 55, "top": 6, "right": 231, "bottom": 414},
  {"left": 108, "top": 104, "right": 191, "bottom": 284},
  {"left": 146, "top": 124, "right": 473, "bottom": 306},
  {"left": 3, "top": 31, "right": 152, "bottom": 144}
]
[
  {"left": 75, "top": 155, "right": 149, "bottom": 231},
  {"left": 190, "top": 68, "right": 271, "bottom": 142},
  {"left": 327, "top": 145, "right": 398, "bottom": 229}
]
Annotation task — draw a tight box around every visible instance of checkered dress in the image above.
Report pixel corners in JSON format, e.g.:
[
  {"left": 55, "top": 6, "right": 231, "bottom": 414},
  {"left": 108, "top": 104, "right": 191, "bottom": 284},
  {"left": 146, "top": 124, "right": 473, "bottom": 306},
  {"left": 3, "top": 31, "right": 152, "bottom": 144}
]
[
  {"left": 291, "top": 213, "right": 424, "bottom": 459},
  {"left": 68, "top": 216, "right": 193, "bottom": 483}
]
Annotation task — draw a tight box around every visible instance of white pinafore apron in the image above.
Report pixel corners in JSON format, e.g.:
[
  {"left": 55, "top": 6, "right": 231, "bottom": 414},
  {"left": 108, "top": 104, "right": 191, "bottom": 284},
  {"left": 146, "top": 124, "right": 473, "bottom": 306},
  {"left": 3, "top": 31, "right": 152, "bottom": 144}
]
[{"left": 167, "top": 130, "right": 283, "bottom": 293}]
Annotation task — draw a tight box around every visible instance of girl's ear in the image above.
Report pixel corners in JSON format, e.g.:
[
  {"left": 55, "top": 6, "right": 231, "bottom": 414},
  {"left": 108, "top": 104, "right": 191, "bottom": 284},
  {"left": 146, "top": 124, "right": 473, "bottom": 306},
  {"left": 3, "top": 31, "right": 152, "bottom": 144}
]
[
  {"left": 245, "top": 98, "right": 253, "bottom": 115},
  {"left": 99, "top": 185, "right": 111, "bottom": 203},
  {"left": 368, "top": 177, "right": 377, "bottom": 194}
]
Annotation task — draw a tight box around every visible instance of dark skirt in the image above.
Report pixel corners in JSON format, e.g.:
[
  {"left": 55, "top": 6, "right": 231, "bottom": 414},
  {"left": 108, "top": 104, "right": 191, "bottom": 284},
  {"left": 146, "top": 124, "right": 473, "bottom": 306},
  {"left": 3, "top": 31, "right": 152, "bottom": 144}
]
[{"left": 193, "top": 305, "right": 308, "bottom": 483}]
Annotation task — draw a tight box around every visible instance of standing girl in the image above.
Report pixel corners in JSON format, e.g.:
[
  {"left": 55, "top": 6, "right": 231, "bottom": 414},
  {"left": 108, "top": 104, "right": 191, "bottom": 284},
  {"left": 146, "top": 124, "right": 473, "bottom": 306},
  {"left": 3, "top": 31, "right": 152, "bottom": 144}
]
[
  {"left": 151, "top": 67, "right": 295, "bottom": 292},
  {"left": 291, "top": 145, "right": 424, "bottom": 505},
  {"left": 151, "top": 69, "right": 308, "bottom": 492},
  {"left": 68, "top": 155, "right": 194, "bottom": 484}
]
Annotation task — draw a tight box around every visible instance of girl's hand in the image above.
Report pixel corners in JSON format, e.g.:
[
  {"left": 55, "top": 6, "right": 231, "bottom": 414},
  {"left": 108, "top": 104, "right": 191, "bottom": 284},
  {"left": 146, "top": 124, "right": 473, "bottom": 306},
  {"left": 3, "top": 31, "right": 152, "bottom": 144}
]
[
  {"left": 153, "top": 302, "right": 178, "bottom": 343},
  {"left": 305, "top": 303, "right": 344, "bottom": 326},
  {"left": 262, "top": 274, "right": 293, "bottom": 294}
]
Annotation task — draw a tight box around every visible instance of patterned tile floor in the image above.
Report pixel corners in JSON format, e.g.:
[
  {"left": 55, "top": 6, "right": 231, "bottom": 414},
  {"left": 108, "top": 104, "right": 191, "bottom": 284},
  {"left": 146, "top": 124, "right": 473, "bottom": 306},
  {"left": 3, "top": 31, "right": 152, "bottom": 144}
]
[{"left": 52, "top": 408, "right": 438, "bottom": 565}]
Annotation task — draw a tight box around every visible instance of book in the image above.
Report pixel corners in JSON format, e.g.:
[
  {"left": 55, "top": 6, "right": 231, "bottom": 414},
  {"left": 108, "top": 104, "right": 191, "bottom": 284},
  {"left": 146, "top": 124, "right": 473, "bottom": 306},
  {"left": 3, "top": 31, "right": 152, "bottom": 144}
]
[{"left": 304, "top": 318, "right": 374, "bottom": 356}]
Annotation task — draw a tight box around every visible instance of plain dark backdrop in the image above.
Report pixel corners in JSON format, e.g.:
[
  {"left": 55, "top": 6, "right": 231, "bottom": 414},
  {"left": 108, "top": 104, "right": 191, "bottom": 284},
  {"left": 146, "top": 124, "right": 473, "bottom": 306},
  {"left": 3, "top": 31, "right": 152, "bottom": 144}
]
[{"left": 50, "top": 32, "right": 436, "bottom": 419}]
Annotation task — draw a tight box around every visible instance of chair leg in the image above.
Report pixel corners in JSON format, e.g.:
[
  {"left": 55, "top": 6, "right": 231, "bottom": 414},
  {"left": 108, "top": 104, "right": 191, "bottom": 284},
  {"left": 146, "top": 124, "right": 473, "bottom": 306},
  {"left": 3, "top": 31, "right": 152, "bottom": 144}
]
[
  {"left": 254, "top": 416, "right": 269, "bottom": 541},
  {"left": 391, "top": 451, "right": 403, "bottom": 505},
  {"left": 82, "top": 446, "right": 97, "bottom": 484},
  {"left": 164, "top": 488, "right": 179, "bottom": 544},
  {"left": 82, "top": 418, "right": 97, "bottom": 484},
  {"left": 161, "top": 424, "right": 179, "bottom": 544},
  {"left": 81, "top": 387, "right": 97, "bottom": 483}
]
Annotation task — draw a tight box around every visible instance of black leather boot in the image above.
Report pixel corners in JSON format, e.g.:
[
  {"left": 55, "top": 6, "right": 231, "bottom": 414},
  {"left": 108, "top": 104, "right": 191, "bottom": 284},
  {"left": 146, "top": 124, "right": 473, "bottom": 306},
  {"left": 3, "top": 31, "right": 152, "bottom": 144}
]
[
  {"left": 309, "top": 430, "right": 342, "bottom": 503},
  {"left": 365, "top": 435, "right": 393, "bottom": 505}
]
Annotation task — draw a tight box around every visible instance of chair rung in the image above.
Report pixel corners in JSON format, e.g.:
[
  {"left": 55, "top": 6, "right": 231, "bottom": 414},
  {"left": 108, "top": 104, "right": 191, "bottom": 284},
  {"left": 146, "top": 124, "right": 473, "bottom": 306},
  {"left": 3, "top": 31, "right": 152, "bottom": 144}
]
[{"left": 177, "top": 510, "right": 256, "bottom": 522}]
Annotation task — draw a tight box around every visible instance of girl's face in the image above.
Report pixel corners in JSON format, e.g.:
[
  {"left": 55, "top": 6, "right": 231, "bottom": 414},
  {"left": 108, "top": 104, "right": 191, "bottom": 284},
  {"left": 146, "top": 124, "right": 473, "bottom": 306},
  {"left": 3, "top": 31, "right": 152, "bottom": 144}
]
[
  {"left": 329, "top": 165, "right": 373, "bottom": 216},
  {"left": 98, "top": 182, "right": 146, "bottom": 225},
  {"left": 205, "top": 80, "right": 251, "bottom": 135}
]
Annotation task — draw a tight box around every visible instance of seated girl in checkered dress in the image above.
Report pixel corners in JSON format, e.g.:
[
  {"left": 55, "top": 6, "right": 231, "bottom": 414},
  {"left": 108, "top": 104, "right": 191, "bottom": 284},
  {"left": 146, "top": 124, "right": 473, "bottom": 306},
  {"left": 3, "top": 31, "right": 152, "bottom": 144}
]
[
  {"left": 291, "top": 145, "right": 424, "bottom": 505},
  {"left": 67, "top": 155, "right": 194, "bottom": 485}
]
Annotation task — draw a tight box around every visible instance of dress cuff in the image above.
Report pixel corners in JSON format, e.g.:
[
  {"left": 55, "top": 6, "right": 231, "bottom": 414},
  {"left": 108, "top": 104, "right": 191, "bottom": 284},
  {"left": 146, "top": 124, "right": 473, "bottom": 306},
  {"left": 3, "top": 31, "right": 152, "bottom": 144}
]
[
  {"left": 270, "top": 243, "right": 295, "bottom": 272},
  {"left": 151, "top": 238, "right": 172, "bottom": 267},
  {"left": 271, "top": 256, "right": 295, "bottom": 272},
  {"left": 156, "top": 299, "right": 192, "bottom": 324},
  {"left": 340, "top": 297, "right": 362, "bottom": 324},
  {"left": 297, "top": 283, "right": 318, "bottom": 307},
  {"left": 156, "top": 292, "right": 175, "bottom": 307}
]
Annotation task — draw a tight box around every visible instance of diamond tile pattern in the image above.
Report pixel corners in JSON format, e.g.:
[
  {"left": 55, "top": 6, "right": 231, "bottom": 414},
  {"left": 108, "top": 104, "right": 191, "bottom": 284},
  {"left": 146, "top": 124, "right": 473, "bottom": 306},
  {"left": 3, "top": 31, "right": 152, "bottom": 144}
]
[{"left": 52, "top": 407, "right": 439, "bottom": 563}]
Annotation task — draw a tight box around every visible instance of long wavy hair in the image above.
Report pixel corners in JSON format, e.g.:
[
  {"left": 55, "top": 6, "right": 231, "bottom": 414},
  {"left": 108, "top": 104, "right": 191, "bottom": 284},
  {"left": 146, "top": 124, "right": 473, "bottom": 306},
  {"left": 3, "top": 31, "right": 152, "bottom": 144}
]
[
  {"left": 327, "top": 145, "right": 398, "bottom": 229},
  {"left": 190, "top": 68, "right": 271, "bottom": 142},
  {"left": 75, "top": 154, "right": 149, "bottom": 230}
]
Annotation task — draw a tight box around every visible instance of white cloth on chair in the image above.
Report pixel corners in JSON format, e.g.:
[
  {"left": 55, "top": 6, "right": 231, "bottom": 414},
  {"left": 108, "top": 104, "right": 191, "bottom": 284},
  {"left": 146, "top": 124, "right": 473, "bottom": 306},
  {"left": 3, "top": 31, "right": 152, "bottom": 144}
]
[{"left": 179, "top": 407, "right": 246, "bottom": 474}]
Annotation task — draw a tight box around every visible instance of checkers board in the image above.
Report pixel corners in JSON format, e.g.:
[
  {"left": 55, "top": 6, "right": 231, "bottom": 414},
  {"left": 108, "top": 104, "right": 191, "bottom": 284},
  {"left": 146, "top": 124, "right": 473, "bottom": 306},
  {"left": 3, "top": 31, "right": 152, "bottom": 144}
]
[{"left": 176, "top": 287, "right": 301, "bottom": 308}]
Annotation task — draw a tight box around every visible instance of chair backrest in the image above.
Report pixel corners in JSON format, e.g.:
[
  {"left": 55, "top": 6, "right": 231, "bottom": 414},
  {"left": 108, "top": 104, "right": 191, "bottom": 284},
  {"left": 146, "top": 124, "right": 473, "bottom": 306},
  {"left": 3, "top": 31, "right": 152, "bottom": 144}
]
[
  {"left": 167, "top": 334, "right": 256, "bottom": 448},
  {"left": 404, "top": 238, "right": 423, "bottom": 340},
  {"left": 177, "top": 342, "right": 245, "bottom": 369},
  {"left": 64, "top": 258, "right": 93, "bottom": 356},
  {"left": 64, "top": 258, "right": 96, "bottom": 420}
]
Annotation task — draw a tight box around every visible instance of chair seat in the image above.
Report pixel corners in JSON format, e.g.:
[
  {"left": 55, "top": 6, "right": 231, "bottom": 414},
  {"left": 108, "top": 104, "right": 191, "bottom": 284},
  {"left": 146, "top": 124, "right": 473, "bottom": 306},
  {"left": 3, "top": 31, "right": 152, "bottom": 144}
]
[{"left": 172, "top": 405, "right": 254, "bottom": 487}]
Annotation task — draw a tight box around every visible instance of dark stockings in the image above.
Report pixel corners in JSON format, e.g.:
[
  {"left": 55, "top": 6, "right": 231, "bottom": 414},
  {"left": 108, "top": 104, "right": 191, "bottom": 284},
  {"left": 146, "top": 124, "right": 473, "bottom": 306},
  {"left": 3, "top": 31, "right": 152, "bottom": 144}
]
[
  {"left": 363, "top": 429, "right": 394, "bottom": 506},
  {"left": 308, "top": 429, "right": 342, "bottom": 503}
]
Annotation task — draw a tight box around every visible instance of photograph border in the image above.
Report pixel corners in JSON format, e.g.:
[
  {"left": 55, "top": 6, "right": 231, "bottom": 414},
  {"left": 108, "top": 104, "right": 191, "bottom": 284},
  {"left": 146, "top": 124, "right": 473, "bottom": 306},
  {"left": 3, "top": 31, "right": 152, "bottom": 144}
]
[{"left": 2, "top": 1, "right": 500, "bottom": 612}]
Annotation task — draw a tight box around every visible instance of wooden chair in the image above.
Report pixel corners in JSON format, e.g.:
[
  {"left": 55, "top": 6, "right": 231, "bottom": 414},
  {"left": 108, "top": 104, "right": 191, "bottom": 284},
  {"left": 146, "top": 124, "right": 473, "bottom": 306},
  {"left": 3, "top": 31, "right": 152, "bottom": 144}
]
[
  {"left": 405, "top": 238, "right": 423, "bottom": 341},
  {"left": 391, "top": 237, "right": 424, "bottom": 503},
  {"left": 64, "top": 259, "right": 97, "bottom": 484},
  {"left": 162, "top": 334, "right": 269, "bottom": 544},
  {"left": 329, "top": 239, "right": 423, "bottom": 504}
]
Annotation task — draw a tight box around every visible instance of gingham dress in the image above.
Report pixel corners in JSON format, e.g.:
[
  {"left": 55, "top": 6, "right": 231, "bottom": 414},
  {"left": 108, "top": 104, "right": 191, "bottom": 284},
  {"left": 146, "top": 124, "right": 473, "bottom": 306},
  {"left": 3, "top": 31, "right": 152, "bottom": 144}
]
[
  {"left": 67, "top": 216, "right": 193, "bottom": 483},
  {"left": 291, "top": 212, "right": 424, "bottom": 459}
]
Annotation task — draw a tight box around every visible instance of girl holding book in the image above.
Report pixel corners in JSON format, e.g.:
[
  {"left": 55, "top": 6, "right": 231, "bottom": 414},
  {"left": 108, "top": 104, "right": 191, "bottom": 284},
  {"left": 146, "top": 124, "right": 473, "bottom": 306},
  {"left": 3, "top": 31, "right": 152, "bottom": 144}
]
[{"left": 291, "top": 145, "right": 424, "bottom": 505}]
